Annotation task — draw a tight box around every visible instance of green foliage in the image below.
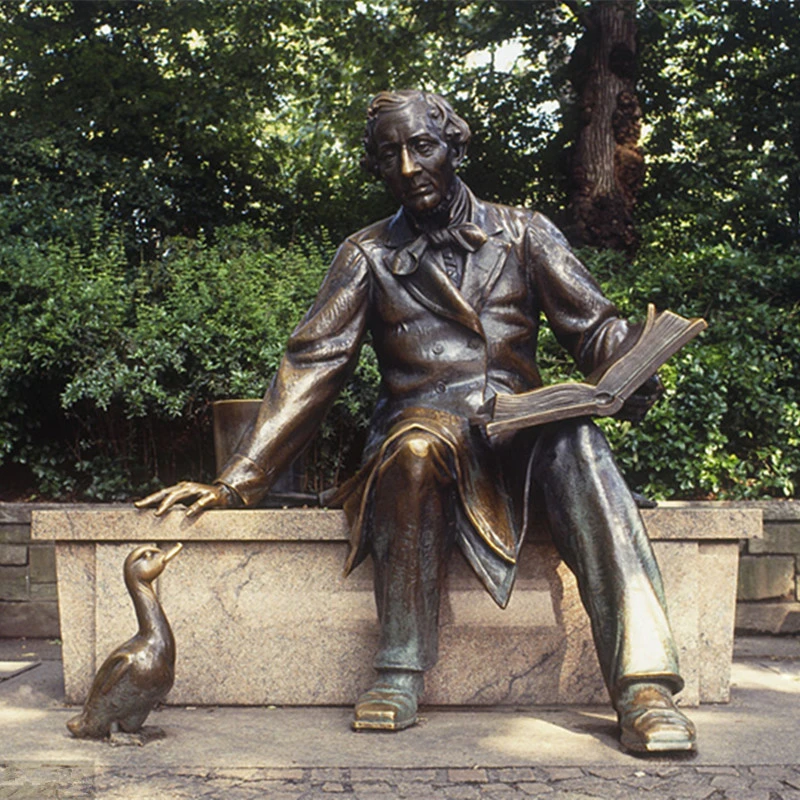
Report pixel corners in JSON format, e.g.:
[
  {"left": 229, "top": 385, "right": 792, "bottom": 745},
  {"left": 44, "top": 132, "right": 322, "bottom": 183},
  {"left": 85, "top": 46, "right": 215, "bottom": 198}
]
[
  {"left": 0, "top": 0, "right": 584, "bottom": 253},
  {"left": 0, "top": 220, "right": 377, "bottom": 498},
  {"left": 639, "top": 0, "right": 800, "bottom": 250},
  {"left": 581, "top": 243, "right": 800, "bottom": 500}
]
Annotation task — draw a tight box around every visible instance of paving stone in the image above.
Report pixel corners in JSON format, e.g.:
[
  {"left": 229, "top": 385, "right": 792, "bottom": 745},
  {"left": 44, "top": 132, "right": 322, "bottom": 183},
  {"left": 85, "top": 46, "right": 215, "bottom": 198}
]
[
  {"left": 786, "top": 772, "right": 800, "bottom": 790},
  {"left": 724, "top": 791, "right": 776, "bottom": 800},
  {"left": 167, "top": 767, "right": 212, "bottom": 778},
  {"left": 478, "top": 785, "right": 521, "bottom": 798},
  {"left": 653, "top": 767, "right": 682, "bottom": 778},
  {"left": 623, "top": 772, "right": 675, "bottom": 792},
  {"left": 449, "top": 768, "right": 489, "bottom": 783},
  {"left": 490, "top": 768, "right": 541, "bottom": 783},
  {"left": 517, "top": 782, "right": 555, "bottom": 795},
  {"left": 352, "top": 781, "right": 395, "bottom": 796},
  {"left": 395, "top": 770, "right": 439, "bottom": 783},
  {"left": 709, "top": 774, "right": 751, "bottom": 791},
  {"left": 539, "top": 768, "right": 585, "bottom": 782},
  {"left": 441, "top": 785, "right": 481, "bottom": 799},
  {"left": 350, "top": 769, "right": 399, "bottom": 783},
  {"left": 205, "top": 767, "right": 260, "bottom": 781},
  {"left": 258, "top": 769, "right": 306, "bottom": 782},
  {"left": 6, "top": 763, "right": 800, "bottom": 800},
  {"left": 573, "top": 778, "right": 652, "bottom": 799},
  {"left": 585, "top": 767, "right": 636, "bottom": 780},
  {"left": 397, "top": 783, "right": 447, "bottom": 799},
  {"left": 749, "top": 778, "right": 788, "bottom": 793},
  {"left": 655, "top": 779, "right": 721, "bottom": 800},
  {"left": 310, "top": 768, "right": 349, "bottom": 783},
  {"left": 697, "top": 766, "right": 741, "bottom": 776},
  {"left": 247, "top": 793, "right": 304, "bottom": 800},
  {"left": 208, "top": 784, "right": 268, "bottom": 800}
]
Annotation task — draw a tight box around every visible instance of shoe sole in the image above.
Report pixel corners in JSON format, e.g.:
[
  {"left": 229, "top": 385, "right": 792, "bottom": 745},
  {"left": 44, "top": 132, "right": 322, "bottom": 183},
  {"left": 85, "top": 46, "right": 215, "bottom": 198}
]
[
  {"left": 352, "top": 716, "right": 417, "bottom": 732},
  {"left": 620, "top": 731, "right": 697, "bottom": 754}
]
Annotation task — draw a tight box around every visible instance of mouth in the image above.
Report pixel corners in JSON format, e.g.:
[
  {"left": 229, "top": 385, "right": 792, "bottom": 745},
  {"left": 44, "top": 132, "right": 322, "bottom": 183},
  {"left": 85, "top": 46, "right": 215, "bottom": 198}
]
[{"left": 406, "top": 183, "right": 432, "bottom": 198}]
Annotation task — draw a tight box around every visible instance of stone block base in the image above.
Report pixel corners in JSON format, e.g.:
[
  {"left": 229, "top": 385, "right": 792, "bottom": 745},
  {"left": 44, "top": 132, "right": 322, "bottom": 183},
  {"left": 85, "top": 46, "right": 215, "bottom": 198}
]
[
  {"left": 735, "top": 601, "right": 800, "bottom": 635},
  {"left": 33, "top": 503, "right": 760, "bottom": 708},
  {"left": 0, "top": 599, "right": 60, "bottom": 638}
]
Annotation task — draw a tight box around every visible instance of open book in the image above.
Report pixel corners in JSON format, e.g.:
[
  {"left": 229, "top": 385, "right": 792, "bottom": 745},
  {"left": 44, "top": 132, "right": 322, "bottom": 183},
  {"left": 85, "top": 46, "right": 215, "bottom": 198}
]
[{"left": 485, "top": 304, "right": 707, "bottom": 438}]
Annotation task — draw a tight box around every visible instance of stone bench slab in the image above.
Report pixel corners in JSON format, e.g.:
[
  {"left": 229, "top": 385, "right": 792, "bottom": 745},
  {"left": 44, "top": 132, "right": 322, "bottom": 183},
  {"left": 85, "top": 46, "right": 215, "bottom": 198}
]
[{"left": 33, "top": 503, "right": 761, "bottom": 708}]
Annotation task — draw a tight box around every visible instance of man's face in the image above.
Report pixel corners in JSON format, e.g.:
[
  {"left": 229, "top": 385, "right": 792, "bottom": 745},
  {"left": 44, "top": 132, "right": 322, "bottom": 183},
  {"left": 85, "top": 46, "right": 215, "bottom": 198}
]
[{"left": 373, "top": 102, "right": 457, "bottom": 216}]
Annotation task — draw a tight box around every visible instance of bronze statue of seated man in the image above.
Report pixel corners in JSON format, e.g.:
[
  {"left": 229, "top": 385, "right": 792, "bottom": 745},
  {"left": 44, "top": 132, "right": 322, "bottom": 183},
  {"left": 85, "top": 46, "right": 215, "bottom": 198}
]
[{"left": 137, "top": 90, "right": 696, "bottom": 754}]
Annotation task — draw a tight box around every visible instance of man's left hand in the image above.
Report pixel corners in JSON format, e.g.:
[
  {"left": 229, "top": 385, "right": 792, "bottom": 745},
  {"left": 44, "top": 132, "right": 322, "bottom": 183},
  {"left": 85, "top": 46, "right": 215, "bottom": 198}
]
[{"left": 615, "top": 374, "right": 665, "bottom": 424}]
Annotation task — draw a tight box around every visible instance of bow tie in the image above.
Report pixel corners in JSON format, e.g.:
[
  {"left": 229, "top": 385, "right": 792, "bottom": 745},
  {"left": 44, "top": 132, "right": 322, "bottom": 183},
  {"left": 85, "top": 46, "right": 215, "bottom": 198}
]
[{"left": 390, "top": 223, "right": 488, "bottom": 276}]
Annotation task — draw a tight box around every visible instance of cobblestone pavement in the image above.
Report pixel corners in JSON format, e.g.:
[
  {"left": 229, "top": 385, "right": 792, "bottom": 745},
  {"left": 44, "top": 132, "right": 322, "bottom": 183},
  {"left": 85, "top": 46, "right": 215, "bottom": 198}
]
[
  {"left": 3, "top": 763, "right": 800, "bottom": 799},
  {"left": 3, "top": 638, "right": 799, "bottom": 799}
]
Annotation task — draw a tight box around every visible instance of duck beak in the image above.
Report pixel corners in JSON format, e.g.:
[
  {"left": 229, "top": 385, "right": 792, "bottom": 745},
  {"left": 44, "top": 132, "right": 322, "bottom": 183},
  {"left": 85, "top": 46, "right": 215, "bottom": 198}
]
[{"left": 163, "top": 543, "right": 183, "bottom": 564}]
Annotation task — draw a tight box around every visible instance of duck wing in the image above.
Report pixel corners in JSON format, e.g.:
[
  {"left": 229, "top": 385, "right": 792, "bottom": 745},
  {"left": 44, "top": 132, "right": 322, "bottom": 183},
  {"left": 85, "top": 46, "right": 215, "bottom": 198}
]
[{"left": 93, "top": 651, "right": 133, "bottom": 696}]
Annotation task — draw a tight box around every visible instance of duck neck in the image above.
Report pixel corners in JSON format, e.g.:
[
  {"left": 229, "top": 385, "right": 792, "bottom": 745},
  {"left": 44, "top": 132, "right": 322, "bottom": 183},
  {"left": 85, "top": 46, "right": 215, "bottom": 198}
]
[{"left": 131, "top": 580, "right": 174, "bottom": 653}]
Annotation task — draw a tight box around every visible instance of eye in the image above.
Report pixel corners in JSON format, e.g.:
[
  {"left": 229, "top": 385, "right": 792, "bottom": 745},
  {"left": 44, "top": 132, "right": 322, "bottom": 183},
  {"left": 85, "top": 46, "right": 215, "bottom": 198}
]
[{"left": 413, "top": 139, "right": 437, "bottom": 156}]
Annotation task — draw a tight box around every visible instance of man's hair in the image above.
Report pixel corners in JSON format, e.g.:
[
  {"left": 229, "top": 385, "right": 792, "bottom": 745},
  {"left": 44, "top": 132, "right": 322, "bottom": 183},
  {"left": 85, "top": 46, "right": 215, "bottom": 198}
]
[{"left": 362, "top": 90, "right": 471, "bottom": 178}]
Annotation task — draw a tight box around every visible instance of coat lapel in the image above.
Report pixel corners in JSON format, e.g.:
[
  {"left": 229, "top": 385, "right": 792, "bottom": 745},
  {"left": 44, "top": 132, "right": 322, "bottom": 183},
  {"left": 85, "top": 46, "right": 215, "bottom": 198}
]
[
  {"left": 383, "top": 209, "right": 484, "bottom": 336},
  {"left": 459, "top": 200, "right": 511, "bottom": 312},
  {"left": 383, "top": 197, "right": 510, "bottom": 336},
  {"left": 403, "top": 254, "right": 485, "bottom": 337}
]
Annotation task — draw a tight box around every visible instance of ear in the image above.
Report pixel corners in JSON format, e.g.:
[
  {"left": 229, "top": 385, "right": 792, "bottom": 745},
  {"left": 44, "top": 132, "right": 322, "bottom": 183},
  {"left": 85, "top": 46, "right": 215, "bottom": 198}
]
[{"left": 449, "top": 141, "right": 467, "bottom": 169}]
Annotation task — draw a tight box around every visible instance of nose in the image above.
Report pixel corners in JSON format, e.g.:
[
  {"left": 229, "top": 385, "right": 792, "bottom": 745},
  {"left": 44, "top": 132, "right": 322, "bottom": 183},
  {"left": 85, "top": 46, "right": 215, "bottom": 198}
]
[{"left": 400, "top": 146, "right": 420, "bottom": 178}]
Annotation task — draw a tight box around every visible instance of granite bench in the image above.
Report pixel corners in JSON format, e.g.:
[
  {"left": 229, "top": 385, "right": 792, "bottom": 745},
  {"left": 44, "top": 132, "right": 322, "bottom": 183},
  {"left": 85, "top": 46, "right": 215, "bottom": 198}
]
[{"left": 32, "top": 503, "right": 761, "bottom": 708}]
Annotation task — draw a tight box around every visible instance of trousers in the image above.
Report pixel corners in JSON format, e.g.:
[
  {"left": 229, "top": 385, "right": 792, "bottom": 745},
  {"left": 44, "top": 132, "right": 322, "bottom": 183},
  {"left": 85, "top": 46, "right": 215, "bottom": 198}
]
[{"left": 367, "top": 417, "right": 683, "bottom": 698}]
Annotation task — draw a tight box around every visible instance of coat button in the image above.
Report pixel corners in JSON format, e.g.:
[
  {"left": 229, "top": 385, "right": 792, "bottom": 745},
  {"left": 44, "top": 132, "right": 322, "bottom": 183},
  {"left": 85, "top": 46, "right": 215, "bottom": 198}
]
[
  {"left": 433, "top": 343, "right": 444, "bottom": 355},
  {"left": 435, "top": 381, "right": 447, "bottom": 394}
]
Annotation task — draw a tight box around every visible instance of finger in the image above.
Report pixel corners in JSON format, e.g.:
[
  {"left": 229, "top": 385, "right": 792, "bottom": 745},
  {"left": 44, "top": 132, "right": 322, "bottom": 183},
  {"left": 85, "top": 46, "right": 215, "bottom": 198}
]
[
  {"left": 154, "top": 485, "right": 200, "bottom": 516},
  {"left": 134, "top": 488, "right": 170, "bottom": 508},
  {"left": 185, "top": 492, "right": 220, "bottom": 518}
]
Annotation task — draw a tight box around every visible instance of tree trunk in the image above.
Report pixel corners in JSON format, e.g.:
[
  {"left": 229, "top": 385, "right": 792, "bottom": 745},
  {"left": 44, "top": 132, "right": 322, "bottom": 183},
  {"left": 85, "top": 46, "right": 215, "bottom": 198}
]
[{"left": 568, "top": 0, "right": 643, "bottom": 252}]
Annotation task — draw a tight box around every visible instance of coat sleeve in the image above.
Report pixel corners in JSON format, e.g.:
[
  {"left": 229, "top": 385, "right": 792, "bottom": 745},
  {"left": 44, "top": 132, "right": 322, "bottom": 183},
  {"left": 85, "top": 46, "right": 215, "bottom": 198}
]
[
  {"left": 525, "top": 212, "right": 634, "bottom": 375},
  {"left": 215, "top": 239, "right": 371, "bottom": 506}
]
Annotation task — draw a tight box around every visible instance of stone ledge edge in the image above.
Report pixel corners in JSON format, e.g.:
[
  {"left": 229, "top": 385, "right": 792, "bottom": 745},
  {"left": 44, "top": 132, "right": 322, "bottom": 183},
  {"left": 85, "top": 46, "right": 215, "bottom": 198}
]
[{"left": 29, "top": 504, "right": 763, "bottom": 543}]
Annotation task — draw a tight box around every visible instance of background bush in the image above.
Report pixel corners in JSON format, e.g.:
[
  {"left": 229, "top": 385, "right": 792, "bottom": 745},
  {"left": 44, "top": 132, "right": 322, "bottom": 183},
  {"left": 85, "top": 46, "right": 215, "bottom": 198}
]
[
  {"left": 589, "top": 242, "right": 800, "bottom": 500},
  {"left": 0, "top": 222, "right": 378, "bottom": 499}
]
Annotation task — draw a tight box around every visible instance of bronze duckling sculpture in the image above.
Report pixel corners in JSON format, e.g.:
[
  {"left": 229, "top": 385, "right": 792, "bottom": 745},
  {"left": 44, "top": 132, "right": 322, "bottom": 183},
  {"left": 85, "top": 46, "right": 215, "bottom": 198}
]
[{"left": 67, "top": 542, "right": 182, "bottom": 740}]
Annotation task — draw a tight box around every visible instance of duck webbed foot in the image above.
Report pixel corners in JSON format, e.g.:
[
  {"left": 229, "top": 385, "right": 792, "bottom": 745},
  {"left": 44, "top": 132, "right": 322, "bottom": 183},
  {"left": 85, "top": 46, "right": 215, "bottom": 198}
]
[{"left": 108, "top": 725, "right": 167, "bottom": 747}]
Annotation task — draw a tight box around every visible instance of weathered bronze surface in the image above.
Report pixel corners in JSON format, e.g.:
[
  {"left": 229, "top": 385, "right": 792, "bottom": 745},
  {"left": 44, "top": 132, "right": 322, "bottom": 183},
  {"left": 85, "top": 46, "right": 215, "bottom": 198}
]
[
  {"left": 212, "top": 399, "right": 263, "bottom": 476},
  {"left": 136, "top": 90, "right": 697, "bottom": 752},
  {"left": 66, "top": 543, "right": 182, "bottom": 740},
  {"left": 212, "top": 399, "right": 313, "bottom": 505}
]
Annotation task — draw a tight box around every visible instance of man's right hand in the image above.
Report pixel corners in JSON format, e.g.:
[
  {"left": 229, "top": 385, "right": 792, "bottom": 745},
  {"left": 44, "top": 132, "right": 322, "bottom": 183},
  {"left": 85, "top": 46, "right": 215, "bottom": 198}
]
[{"left": 134, "top": 481, "right": 234, "bottom": 518}]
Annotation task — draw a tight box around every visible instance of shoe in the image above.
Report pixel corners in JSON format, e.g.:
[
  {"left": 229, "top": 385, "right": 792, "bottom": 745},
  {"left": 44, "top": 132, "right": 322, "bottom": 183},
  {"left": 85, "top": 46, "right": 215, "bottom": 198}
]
[
  {"left": 352, "top": 670, "right": 423, "bottom": 731},
  {"left": 616, "top": 682, "right": 697, "bottom": 754}
]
